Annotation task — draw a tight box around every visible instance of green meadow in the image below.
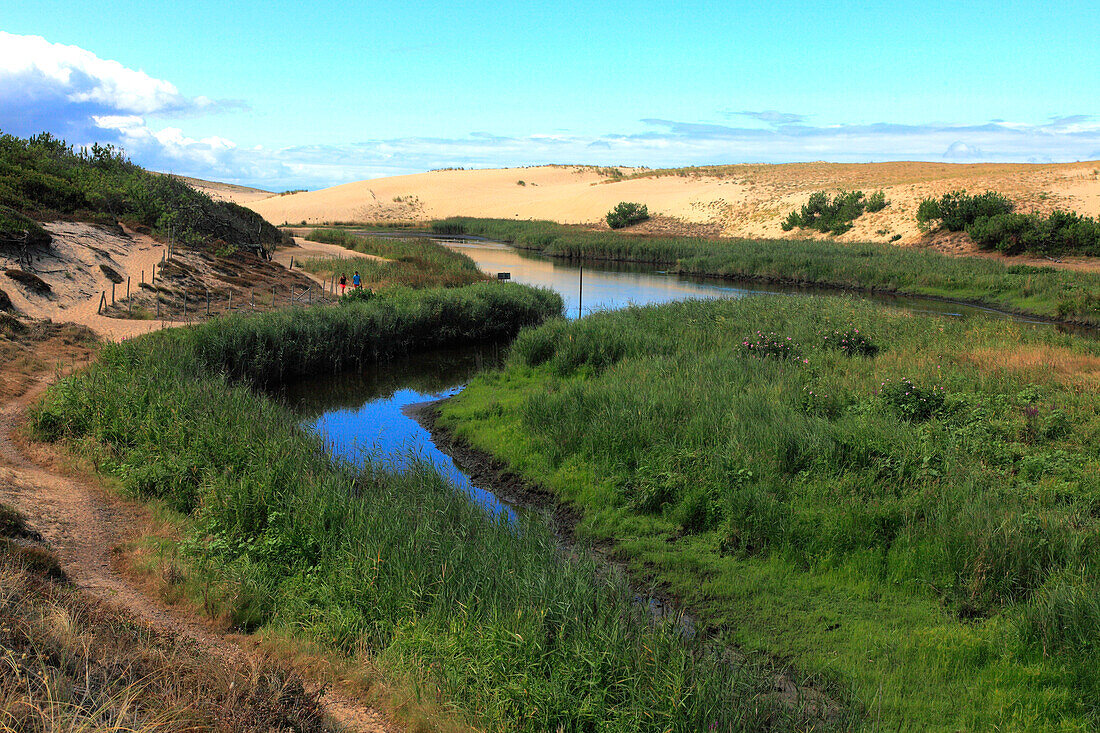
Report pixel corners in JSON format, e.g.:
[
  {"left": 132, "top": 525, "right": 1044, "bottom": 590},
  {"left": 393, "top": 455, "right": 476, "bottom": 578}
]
[{"left": 439, "top": 295, "right": 1100, "bottom": 729}]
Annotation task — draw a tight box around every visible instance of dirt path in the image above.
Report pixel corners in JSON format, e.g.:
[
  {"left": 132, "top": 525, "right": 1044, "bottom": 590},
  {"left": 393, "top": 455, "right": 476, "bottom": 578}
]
[{"left": 0, "top": 376, "right": 398, "bottom": 733}]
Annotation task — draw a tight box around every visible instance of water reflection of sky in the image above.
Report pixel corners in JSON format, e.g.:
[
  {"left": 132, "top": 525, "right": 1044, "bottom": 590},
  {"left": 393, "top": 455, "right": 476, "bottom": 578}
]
[
  {"left": 308, "top": 385, "right": 516, "bottom": 521},
  {"left": 283, "top": 344, "right": 515, "bottom": 520}
]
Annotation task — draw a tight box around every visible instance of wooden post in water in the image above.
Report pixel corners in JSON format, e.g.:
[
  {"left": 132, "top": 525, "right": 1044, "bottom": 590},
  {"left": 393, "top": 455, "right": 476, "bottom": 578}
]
[{"left": 578, "top": 265, "right": 583, "bottom": 318}]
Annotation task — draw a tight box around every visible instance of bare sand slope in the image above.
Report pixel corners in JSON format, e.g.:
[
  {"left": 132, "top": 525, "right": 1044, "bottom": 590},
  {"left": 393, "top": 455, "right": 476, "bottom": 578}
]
[
  {"left": 247, "top": 162, "right": 1100, "bottom": 245},
  {"left": 166, "top": 173, "right": 276, "bottom": 205},
  {"left": 2, "top": 222, "right": 176, "bottom": 341}
]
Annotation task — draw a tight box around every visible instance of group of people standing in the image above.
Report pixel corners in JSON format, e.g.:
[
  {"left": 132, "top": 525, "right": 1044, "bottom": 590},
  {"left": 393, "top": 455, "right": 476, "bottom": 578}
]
[{"left": 338, "top": 271, "right": 361, "bottom": 295}]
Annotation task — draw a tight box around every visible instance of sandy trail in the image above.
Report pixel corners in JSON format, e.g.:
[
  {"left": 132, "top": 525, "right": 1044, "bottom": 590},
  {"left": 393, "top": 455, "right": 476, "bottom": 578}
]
[{"left": 0, "top": 375, "right": 398, "bottom": 732}]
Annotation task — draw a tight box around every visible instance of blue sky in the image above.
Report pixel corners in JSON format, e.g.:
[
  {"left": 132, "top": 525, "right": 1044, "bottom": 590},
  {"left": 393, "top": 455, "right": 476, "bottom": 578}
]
[{"left": 2, "top": 1, "right": 1099, "bottom": 189}]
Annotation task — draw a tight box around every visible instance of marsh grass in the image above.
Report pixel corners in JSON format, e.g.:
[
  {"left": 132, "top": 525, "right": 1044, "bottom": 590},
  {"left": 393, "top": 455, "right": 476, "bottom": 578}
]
[
  {"left": 29, "top": 286, "right": 829, "bottom": 731},
  {"left": 303, "top": 228, "right": 487, "bottom": 288},
  {"left": 432, "top": 218, "right": 1100, "bottom": 325},
  {"left": 441, "top": 295, "right": 1100, "bottom": 729}
]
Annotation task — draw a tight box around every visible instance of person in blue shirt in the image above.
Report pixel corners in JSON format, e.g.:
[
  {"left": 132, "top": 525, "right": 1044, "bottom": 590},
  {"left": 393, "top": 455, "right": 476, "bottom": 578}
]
[{"left": 352, "top": 271, "right": 361, "bottom": 289}]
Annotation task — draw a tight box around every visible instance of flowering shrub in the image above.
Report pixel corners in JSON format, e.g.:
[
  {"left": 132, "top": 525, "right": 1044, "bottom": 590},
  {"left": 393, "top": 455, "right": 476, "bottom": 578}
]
[
  {"left": 821, "top": 327, "right": 879, "bottom": 357},
  {"left": 740, "top": 331, "right": 803, "bottom": 360},
  {"left": 879, "top": 378, "right": 946, "bottom": 421}
]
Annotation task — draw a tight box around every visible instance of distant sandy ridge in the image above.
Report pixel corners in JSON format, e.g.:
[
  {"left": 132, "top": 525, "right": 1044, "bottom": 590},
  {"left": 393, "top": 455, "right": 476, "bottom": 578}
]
[{"left": 234, "top": 162, "right": 1100, "bottom": 248}]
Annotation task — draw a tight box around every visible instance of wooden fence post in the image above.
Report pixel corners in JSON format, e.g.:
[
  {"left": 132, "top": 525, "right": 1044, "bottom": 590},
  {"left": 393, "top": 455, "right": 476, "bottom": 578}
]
[
  {"left": 126, "top": 276, "right": 130, "bottom": 300},
  {"left": 206, "top": 288, "right": 210, "bottom": 316},
  {"left": 228, "top": 289, "right": 233, "bottom": 311},
  {"left": 250, "top": 289, "right": 254, "bottom": 309},
  {"left": 97, "top": 291, "right": 105, "bottom": 314},
  {"left": 272, "top": 285, "right": 276, "bottom": 307},
  {"left": 111, "top": 282, "right": 115, "bottom": 305},
  {"left": 156, "top": 297, "right": 161, "bottom": 319}
]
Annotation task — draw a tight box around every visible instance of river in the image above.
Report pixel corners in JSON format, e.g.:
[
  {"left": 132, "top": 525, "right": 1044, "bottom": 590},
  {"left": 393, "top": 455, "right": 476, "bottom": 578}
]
[{"left": 285, "top": 237, "right": 1077, "bottom": 514}]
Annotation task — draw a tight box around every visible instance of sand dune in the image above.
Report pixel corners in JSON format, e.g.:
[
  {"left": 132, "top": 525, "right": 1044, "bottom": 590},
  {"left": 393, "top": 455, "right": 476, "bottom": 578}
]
[{"left": 245, "top": 162, "right": 1100, "bottom": 245}]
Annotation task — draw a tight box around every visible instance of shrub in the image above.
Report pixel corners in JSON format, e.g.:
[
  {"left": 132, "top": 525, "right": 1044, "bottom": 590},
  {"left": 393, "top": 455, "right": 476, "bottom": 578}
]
[
  {"left": 866, "top": 190, "right": 888, "bottom": 213},
  {"left": 781, "top": 190, "right": 870, "bottom": 235},
  {"left": 916, "top": 190, "right": 1014, "bottom": 231},
  {"left": 740, "top": 331, "right": 803, "bottom": 360},
  {"left": 967, "top": 210, "right": 1100, "bottom": 257},
  {"left": 878, "top": 377, "right": 945, "bottom": 421},
  {"left": 0, "top": 204, "right": 51, "bottom": 247},
  {"left": 606, "top": 202, "right": 649, "bottom": 229},
  {"left": 821, "top": 327, "right": 878, "bottom": 357}
]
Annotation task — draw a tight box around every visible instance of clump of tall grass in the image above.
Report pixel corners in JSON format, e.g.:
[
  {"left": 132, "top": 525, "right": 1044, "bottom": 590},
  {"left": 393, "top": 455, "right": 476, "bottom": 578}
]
[
  {"left": 30, "top": 286, "right": 823, "bottom": 731},
  {"left": 431, "top": 217, "right": 1100, "bottom": 325}
]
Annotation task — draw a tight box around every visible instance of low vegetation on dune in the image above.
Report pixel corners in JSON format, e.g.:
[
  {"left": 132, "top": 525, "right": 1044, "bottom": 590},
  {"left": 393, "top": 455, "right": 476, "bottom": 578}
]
[
  {"left": 0, "top": 132, "right": 289, "bottom": 250},
  {"left": 605, "top": 201, "right": 650, "bottom": 229},
  {"left": 431, "top": 217, "right": 1100, "bottom": 325},
  {"left": 28, "top": 283, "right": 841, "bottom": 731},
  {"left": 300, "top": 228, "right": 488, "bottom": 288},
  {"left": 0, "top": 504, "right": 330, "bottom": 733},
  {"left": 918, "top": 190, "right": 1100, "bottom": 257},
  {"left": 781, "top": 190, "right": 887, "bottom": 235},
  {"left": 439, "top": 296, "right": 1100, "bottom": 729}
]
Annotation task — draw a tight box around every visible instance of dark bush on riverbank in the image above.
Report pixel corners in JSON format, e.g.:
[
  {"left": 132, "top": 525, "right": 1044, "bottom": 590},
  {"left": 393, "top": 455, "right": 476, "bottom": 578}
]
[
  {"left": 30, "top": 285, "right": 823, "bottom": 731},
  {"left": 442, "top": 295, "right": 1100, "bottom": 729},
  {"left": 966, "top": 210, "right": 1100, "bottom": 256},
  {"left": 430, "top": 217, "right": 1100, "bottom": 325}
]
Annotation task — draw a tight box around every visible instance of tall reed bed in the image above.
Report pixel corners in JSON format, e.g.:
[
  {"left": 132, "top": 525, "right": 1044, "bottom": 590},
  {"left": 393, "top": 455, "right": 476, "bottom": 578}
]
[
  {"left": 432, "top": 218, "right": 1100, "bottom": 326},
  {"left": 29, "top": 286, "right": 827, "bottom": 731},
  {"left": 303, "top": 229, "right": 487, "bottom": 288},
  {"left": 440, "top": 295, "right": 1100, "bottom": 729}
]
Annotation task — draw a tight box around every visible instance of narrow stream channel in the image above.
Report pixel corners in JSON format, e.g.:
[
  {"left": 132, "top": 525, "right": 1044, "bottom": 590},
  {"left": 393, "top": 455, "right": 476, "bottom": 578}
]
[{"left": 290, "top": 237, "right": 1081, "bottom": 515}]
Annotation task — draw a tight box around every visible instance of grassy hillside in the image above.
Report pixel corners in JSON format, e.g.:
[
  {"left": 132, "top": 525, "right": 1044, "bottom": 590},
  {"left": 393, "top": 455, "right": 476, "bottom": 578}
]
[
  {"left": 439, "top": 296, "right": 1100, "bottom": 729},
  {"left": 0, "top": 132, "right": 288, "bottom": 250}
]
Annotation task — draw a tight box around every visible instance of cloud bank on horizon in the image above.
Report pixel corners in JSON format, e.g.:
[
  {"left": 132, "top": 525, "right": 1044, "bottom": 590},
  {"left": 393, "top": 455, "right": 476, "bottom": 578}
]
[{"left": 3, "top": 31, "right": 1100, "bottom": 191}]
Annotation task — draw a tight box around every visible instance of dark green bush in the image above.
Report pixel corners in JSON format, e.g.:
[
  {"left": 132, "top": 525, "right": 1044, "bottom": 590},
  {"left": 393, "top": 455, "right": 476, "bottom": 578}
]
[
  {"left": 605, "top": 202, "right": 649, "bottom": 229},
  {"left": 916, "top": 190, "right": 1014, "bottom": 232},
  {"left": 866, "top": 190, "right": 888, "bottom": 213},
  {"left": 781, "top": 190, "right": 874, "bottom": 235},
  {"left": 879, "top": 377, "right": 945, "bottom": 421}
]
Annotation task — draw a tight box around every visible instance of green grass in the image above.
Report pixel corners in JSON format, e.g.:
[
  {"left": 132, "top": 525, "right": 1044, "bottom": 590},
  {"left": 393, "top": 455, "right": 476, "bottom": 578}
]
[
  {"left": 302, "top": 229, "right": 487, "bottom": 288},
  {"left": 0, "top": 132, "right": 287, "bottom": 249},
  {"left": 439, "top": 296, "right": 1100, "bottom": 730},
  {"left": 28, "top": 284, "right": 841, "bottom": 732},
  {"left": 430, "top": 218, "right": 1100, "bottom": 326}
]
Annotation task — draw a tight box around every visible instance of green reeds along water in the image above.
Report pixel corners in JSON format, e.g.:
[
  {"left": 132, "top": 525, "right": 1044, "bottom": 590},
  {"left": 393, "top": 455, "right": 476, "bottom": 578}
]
[
  {"left": 29, "top": 284, "right": 838, "bottom": 732},
  {"left": 440, "top": 295, "right": 1100, "bottom": 730},
  {"left": 301, "top": 228, "right": 487, "bottom": 288},
  {"left": 431, "top": 217, "right": 1100, "bottom": 326}
]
